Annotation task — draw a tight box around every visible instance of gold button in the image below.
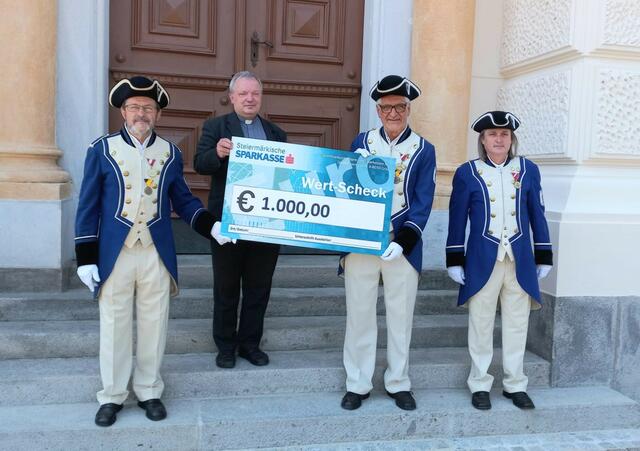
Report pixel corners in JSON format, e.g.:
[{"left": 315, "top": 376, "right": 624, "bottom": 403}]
[
  {"left": 123, "top": 171, "right": 129, "bottom": 176},
  {"left": 413, "top": 144, "right": 418, "bottom": 149},
  {"left": 371, "top": 150, "right": 377, "bottom": 155},
  {"left": 491, "top": 213, "right": 496, "bottom": 218},
  {"left": 511, "top": 211, "right": 516, "bottom": 216},
  {"left": 138, "top": 221, "right": 143, "bottom": 224},
  {"left": 401, "top": 203, "right": 406, "bottom": 208},
  {"left": 165, "top": 152, "right": 170, "bottom": 158},
  {"left": 478, "top": 169, "right": 483, "bottom": 175},
  {"left": 122, "top": 211, "right": 128, "bottom": 217},
  {"left": 110, "top": 151, "right": 116, "bottom": 156},
  {"left": 398, "top": 191, "right": 404, "bottom": 196},
  {"left": 160, "top": 160, "right": 164, "bottom": 165},
  {"left": 490, "top": 197, "right": 495, "bottom": 202},
  {"left": 140, "top": 211, "right": 144, "bottom": 215},
  {"left": 125, "top": 198, "right": 131, "bottom": 204},
  {"left": 368, "top": 139, "right": 373, "bottom": 144},
  {"left": 126, "top": 184, "right": 131, "bottom": 189},
  {"left": 489, "top": 230, "right": 494, "bottom": 235},
  {"left": 514, "top": 228, "right": 519, "bottom": 233},
  {"left": 153, "top": 213, "right": 157, "bottom": 218},
  {"left": 487, "top": 181, "right": 492, "bottom": 187},
  {"left": 152, "top": 198, "right": 158, "bottom": 204},
  {"left": 118, "top": 160, "right": 124, "bottom": 166},
  {"left": 511, "top": 194, "right": 516, "bottom": 199}
]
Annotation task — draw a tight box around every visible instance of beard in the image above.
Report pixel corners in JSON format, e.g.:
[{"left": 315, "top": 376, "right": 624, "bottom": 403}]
[{"left": 127, "top": 119, "right": 153, "bottom": 138}]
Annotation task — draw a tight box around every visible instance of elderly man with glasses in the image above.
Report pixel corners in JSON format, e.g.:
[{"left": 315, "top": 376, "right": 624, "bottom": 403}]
[
  {"left": 339, "top": 75, "right": 437, "bottom": 411},
  {"left": 75, "top": 76, "right": 216, "bottom": 427}
]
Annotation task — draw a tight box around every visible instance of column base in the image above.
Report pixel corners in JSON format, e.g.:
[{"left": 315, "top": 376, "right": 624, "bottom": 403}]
[{"left": 0, "top": 181, "right": 71, "bottom": 201}]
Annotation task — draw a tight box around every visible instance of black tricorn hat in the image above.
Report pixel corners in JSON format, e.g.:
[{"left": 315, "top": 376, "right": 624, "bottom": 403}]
[
  {"left": 109, "top": 76, "right": 170, "bottom": 109},
  {"left": 472, "top": 111, "right": 521, "bottom": 133},
  {"left": 370, "top": 75, "right": 421, "bottom": 101}
]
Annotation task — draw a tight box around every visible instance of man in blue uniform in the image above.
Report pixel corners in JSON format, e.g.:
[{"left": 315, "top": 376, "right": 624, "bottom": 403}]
[
  {"left": 446, "top": 110, "right": 553, "bottom": 410},
  {"left": 194, "top": 71, "right": 287, "bottom": 369},
  {"left": 75, "top": 76, "right": 216, "bottom": 426},
  {"left": 340, "top": 75, "right": 437, "bottom": 411}
]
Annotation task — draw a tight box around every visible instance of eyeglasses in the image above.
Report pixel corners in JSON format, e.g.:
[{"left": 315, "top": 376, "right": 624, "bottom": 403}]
[
  {"left": 377, "top": 103, "right": 409, "bottom": 114},
  {"left": 123, "top": 104, "right": 157, "bottom": 114}
]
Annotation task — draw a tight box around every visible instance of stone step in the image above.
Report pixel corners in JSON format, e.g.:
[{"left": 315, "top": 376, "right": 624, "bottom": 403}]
[
  {"left": 0, "top": 288, "right": 462, "bottom": 321},
  {"left": 0, "top": 348, "right": 549, "bottom": 406},
  {"left": 0, "top": 315, "right": 482, "bottom": 359},
  {"left": 0, "top": 386, "right": 636, "bottom": 450},
  {"left": 65, "top": 255, "right": 457, "bottom": 290}
]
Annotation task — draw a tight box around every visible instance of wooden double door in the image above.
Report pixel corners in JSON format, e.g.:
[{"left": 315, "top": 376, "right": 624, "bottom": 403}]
[{"left": 109, "top": 0, "right": 365, "bottom": 252}]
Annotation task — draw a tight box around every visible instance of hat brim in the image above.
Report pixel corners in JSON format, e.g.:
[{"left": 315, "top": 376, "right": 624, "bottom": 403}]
[{"left": 109, "top": 79, "right": 170, "bottom": 109}]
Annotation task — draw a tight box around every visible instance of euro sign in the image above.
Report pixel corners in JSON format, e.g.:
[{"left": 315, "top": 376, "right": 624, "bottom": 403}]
[{"left": 236, "top": 189, "right": 255, "bottom": 212}]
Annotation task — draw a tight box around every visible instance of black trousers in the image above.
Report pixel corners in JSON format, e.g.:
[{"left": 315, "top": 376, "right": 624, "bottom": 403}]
[{"left": 211, "top": 240, "right": 280, "bottom": 353}]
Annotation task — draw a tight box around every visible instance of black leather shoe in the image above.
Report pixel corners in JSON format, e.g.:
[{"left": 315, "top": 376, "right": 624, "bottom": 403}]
[
  {"left": 216, "top": 351, "right": 236, "bottom": 368},
  {"left": 238, "top": 348, "right": 269, "bottom": 366},
  {"left": 386, "top": 391, "right": 416, "bottom": 411},
  {"left": 94, "top": 403, "right": 123, "bottom": 427},
  {"left": 340, "top": 391, "right": 370, "bottom": 410},
  {"left": 503, "top": 391, "right": 535, "bottom": 409},
  {"left": 137, "top": 398, "right": 167, "bottom": 421},
  {"left": 471, "top": 391, "right": 492, "bottom": 410}
]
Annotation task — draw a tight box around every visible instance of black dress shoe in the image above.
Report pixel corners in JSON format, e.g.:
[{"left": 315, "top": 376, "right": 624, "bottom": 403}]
[
  {"left": 386, "top": 391, "right": 416, "bottom": 411},
  {"left": 137, "top": 398, "right": 167, "bottom": 421},
  {"left": 94, "top": 403, "right": 123, "bottom": 427},
  {"left": 503, "top": 391, "right": 535, "bottom": 409},
  {"left": 471, "top": 391, "right": 492, "bottom": 410},
  {"left": 340, "top": 391, "right": 370, "bottom": 410},
  {"left": 216, "top": 351, "right": 236, "bottom": 368},
  {"left": 238, "top": 348, "right": 269, "bottom": 366}
]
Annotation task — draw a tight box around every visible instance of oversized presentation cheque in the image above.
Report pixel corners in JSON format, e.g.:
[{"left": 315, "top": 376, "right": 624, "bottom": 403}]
[{"left": 220, "top": 137, "right": 395, "bottom": 254}]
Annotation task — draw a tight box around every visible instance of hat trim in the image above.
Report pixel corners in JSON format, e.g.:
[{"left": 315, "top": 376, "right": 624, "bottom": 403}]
[
  {"left": 471, "top": 111, "right": 521, "bottom": 130},
  {"left": 109, "top": 78, "right": 170, "bottom": 108}
]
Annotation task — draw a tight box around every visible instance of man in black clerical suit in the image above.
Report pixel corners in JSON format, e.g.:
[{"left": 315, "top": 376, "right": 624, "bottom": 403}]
[{"left": 194, "top": 71, "right": 287, "bottom": 368}]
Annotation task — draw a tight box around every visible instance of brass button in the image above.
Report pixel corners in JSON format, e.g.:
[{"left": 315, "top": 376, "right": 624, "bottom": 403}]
[
  {"left": 413, "top": 144, "right": 418, "bottom": 149},
  {"left": 140, "top": 211, "right": 144, "bottom": 215},
  {"left": 126, "top": 184, "right": 131, "bottom": 190},
  {"left": 478, "top": 169, "right": 483, "bottom": 175},
  {"left": 122, "top": 211, "right": 128, "bottom": 217},
  {"left": 125, "top": 198, "right": 131, "bottom": 204},
  {"left": 153, "top": 213, "right": 157, "bottom": 218},
  {"left": 118, "top": 160, "right": 124, "bottom": 166},
  {"left": 401, "top": 203, "right": 406, "bottom": 208},
  {"left": 159, "top": 160, "right": 164, "bottom": 166},
  {"left": 368, "top": 138, "right": 373, "bottom": 144},
  {"left": 511, "top": 211, "right": 516, "bottom": 216},
  {"left": 123, "top": 171, "right": 129, "bottom": 176},
  {"left": 371, "top": 150, "right": 377, "bottom": 155},
  {"left": 491, "top": 213, "right": 496, "bottom": 218},
  {"left": 138, "top": 221, "right": 143, "bottom": 224},
  {"left": 165, "top": 152, "right": 170, "bottom": 158},
  {"left": 490, "top": 197, "right": 496, "bottom": 202},
  {"left": 152, "top": 198, "right": 158, "bottom": 204},
  {"left": 487, "top": 181, "right": 492, "bottom": 187},
  {"left": 514, "top": 228, "right": 519, "bottom": 233},
  {"left": 110, "top": 151, "right": 116, "bottom": 156},
  {"left": 511, "top": 194, "right": 516, "bottom": 199},
  {"left": 398, "top": 191, "right": 404, "bottom": 196},
  {"left": 488, "top": 230, "right": 494, "bottom": 235}
]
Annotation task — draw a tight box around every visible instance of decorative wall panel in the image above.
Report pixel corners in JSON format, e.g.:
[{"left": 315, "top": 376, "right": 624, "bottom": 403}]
[
  {"left": 501, "top": 0, "right": 572, "bottom": 68},
  {"left": 268, "top": 114, "right": 340, "bottom": 148},
  {"left": 603, "top": 0, "right": 640, "bottom": 47},
  {"left": 497, "top": 71, "right": 570, "bottom": 156},
  {"left": 594, "top": 69, "right": 640, "bottom": 156}
]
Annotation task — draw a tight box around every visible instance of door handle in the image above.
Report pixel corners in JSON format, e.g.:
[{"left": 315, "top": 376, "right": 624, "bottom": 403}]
[{"left": 250, "top": 31, "right": 273, "bottom": 67}]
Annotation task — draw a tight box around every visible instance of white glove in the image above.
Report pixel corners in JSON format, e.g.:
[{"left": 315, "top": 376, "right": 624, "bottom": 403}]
[
  {"left": 380, "top": 242, "right": 403, "bottom": 261},
  {"left": 77, "top": 264, "right": 100, "bottom": 293},
  {"left": 211, "top": 221, "right": 236, "bottom": 245},
  {"left": 354, "top": 147, "right": 371, "bottom": 158},
  {"left": 536, "top": 264, "right": 552, "bottom": 280},
  {"left": 447, "top": 266, "right": 465, "bottom": 285}
]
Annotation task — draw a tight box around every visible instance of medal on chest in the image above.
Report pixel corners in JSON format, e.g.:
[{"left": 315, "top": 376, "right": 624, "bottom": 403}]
[
  {"left": 144, "top": 158, "right": 161, "bottom": 195},
  {"left": 394, "top": 153, "right": 410, "bottom": 184},
  {"left": 511, "top": 168, "right": 521, "bottom": 189}
]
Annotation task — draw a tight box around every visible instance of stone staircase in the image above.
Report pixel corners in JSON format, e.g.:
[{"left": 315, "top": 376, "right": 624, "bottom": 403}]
[{"left": 0, "top": 255, "right": 638, "bottom": 450}]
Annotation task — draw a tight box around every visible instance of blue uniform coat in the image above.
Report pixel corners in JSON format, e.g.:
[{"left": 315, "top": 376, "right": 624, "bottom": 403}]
[
  {"left": 75, "top": 128, "right": 213, "bottom": 288},
  {"left": 446, "top": 156, "right": 553, "bottom": 306}
]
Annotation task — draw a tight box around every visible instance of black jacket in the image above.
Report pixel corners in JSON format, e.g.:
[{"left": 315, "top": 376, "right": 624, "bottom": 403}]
[{"left": 194, "top": 112, "right": 287, "bottom": 220}]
